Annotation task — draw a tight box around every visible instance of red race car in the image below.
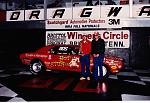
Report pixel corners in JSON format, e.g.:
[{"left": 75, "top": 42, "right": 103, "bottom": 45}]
[{"left": 20, "top": 45, "right": 125, "bottom": 77}]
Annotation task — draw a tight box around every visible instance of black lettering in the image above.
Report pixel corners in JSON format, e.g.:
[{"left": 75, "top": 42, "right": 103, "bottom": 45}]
[
  {"left": 119, "top": 41, "right": 124, "bottom": 47},
  {"left": 108, "top": 19, "right": 120, "bottom": 25},
  {"left": 107, "top": 7, "right": 122, "bottom": 17},
  {"left": 114, "top": 41, "right": 124, "bottom": 47},
  {"left": 109, "top": 41, "right": 113, "bottom": 47},
  {"left": 114, "top": 41, "right": 118, "bottom": 47},
  {"left": 65, "top": 25, "right": 72, "bottom": 28},
  {"left": 53, "top": 9, "right": 65, "bottom": 18},
  {"left": 70, "top": 41, "right": 79, "bottom": 45},
  {"left": 105, "top": 41, "right": 108, "bottom": 47},
  {"left": 29, "top": 10, "right": 40, "bottom": 19},
  {"left": 139, "top": 6, "right": 150, "bottom": 16},
  {"left": 10, "top": 12, "right": 20, "bottom": 20},
  {"left": 80, "top": 8, "right": 92, "bottom": 17}
]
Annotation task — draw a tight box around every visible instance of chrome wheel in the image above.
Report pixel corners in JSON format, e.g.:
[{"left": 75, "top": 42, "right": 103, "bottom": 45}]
[
  {"left": 30, "top": 60, "right": 45, "bottom": 75},
  {"left": 32, "top": 62, "right": 42, "bottom": 73},
  {"left": 102, "top": 66, "right": 107, "bottom": 76},
  {"left": 98, "top": 66, "right": 108, "bottom": 77}
]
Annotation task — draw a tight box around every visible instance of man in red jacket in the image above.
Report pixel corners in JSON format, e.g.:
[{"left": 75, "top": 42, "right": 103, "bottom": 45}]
[{"left": 79, "top": 35, "right": 91, "bottom": 80}]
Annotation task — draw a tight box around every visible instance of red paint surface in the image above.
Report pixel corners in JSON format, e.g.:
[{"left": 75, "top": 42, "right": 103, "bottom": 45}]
[{"left": 20, "top": 45, "right": 124, "bottom": 73}]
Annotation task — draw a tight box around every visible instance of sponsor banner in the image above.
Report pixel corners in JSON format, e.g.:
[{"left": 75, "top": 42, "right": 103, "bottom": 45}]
[
  {"left": 46, "top": 30, "right": 130, "bottom": 48},
  {"left": 132, "top": 5, "right": 150, "bottom": 17},
  {"left": 47, "top": 8, "right": 72, "bottom": 20},
  {"left": 25, "top": 9, "right": 44, "bottom": 21},
  {"left": 6, "top": 9, "right": 44, "bottom": 21},
  {"left": 101, "top": 5, "right": 129, "bottom": 18},
  {"left": 7, "top": 10, "right": 24, "bottom": 21},
  {"left": 46, "top": 18, "right": 122, "bottom": 29},
  {"left": 46, "top": 5, "right": 128, "bottom": 20},
  {"left": 6, "top": 5, "right": 150, "bottom": 21}
]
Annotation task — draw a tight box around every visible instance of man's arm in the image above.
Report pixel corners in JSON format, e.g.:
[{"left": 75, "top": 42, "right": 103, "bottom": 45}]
[
  {"left": 101, "top": 39, "right": 105, "bottom": 54},
  {"left": 91, "top": 40, "right": 94, "bottom": 54},
  {"left": 79, "top": 42, "right": 82, "bottom": 53}
]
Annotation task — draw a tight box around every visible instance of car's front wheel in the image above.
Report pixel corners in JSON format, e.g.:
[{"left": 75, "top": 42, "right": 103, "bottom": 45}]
[
  {"left": 102, "top": 65, "right": 110, "bottom": 78},
  {"left": 29, "top": 60, "right": 45, "bottom": 75},
  {"left": 92, "top": 65, "right": 110, "bottom": 78}
]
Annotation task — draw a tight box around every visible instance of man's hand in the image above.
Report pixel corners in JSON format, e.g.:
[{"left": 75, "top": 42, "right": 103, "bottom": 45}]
[
  {"left": 93, "top": 54, "right": 99, "bottom": 57},
  {"left": 81, "top": 54, "right": 84, "bottom": 56},
  {"left": 79, "top": 52, "right": 84, "bottom": 56},
  {"left": 93, "top": 54, "right": 97, "bottom": 57}
]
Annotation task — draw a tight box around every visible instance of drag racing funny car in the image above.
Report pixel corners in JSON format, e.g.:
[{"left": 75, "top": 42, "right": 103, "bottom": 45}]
[{"left": 20, "top": 45, "right": 125, "bottom": 77}]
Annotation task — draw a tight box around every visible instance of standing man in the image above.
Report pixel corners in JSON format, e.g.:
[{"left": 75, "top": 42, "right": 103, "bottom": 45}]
[
  {"left": 79, "top": 35, "right": 91, "bottom": 80},
  {"left": 91, "top": 32, "right": 105, "bottom": 81}
]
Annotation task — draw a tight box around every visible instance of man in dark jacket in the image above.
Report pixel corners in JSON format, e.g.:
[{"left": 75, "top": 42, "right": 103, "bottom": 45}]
[{"left": 91, "top": 32, "right": 105, "bottom": 80}]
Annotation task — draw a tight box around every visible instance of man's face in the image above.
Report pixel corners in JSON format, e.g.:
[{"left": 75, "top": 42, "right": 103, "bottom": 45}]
[
  {"left": 94, "top": 34, "right": 99, "bottom": 39},
  {"left": 83, "top": 36, "right": 87, "bottom": 40}
]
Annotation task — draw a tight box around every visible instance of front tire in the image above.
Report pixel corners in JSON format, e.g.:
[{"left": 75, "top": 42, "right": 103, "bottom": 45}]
[
  {"left": 102, "top": 65, "right": 110, "bottom": 78},
  {"left": 92, "top": 65, "right": 110, "bottom": 78},
  {"left": 29, "top": 60, "right": 45, "bottom": 75}
]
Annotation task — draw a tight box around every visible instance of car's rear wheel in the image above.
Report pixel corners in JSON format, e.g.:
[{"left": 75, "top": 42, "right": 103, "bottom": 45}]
[{"left": 30, "top": 60, "right": 45, "bottom": 75}]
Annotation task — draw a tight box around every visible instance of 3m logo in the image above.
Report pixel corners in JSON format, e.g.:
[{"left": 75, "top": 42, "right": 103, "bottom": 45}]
[{"left": 108, "top": 19, "right": 120, "bottom": 25}]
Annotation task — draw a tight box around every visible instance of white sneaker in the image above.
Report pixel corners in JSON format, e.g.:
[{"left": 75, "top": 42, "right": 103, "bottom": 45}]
[
  {"left": 80, "top": 77, "right": 86, "bottom": 80},
  {"left": 87, "top": 77, "right": 90, "bottom": 80}
]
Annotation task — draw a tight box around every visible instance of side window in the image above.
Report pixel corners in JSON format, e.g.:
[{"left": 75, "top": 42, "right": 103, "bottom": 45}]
[
  {"left": 58, "top": 47, "right": 68, "bottom": 54},
  {"left": 58, "top": 47, "right": 68, "bottom": 51},
  {"left": 49, "top": 47, "right": 58, "bottom": 54},
  {"left": 69, "top": 47, "right": 78, "bottom": 55},
  {"left": 49, "top": 46, "right": 78, "bottom": 55},
  {"left": 58, "top": 46, "right": 77, "bottom": 55},
  {"left": 50, "top": 48, "right": 55, "bottom": 54}
]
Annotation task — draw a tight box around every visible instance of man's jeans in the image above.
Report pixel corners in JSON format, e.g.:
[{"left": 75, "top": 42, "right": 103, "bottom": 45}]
[
  {"left": 80, "top": 54, "right": 90, "bottom": 78},
  {"left": 93, "top": 54, "right": 104, "bottom": 80}
]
